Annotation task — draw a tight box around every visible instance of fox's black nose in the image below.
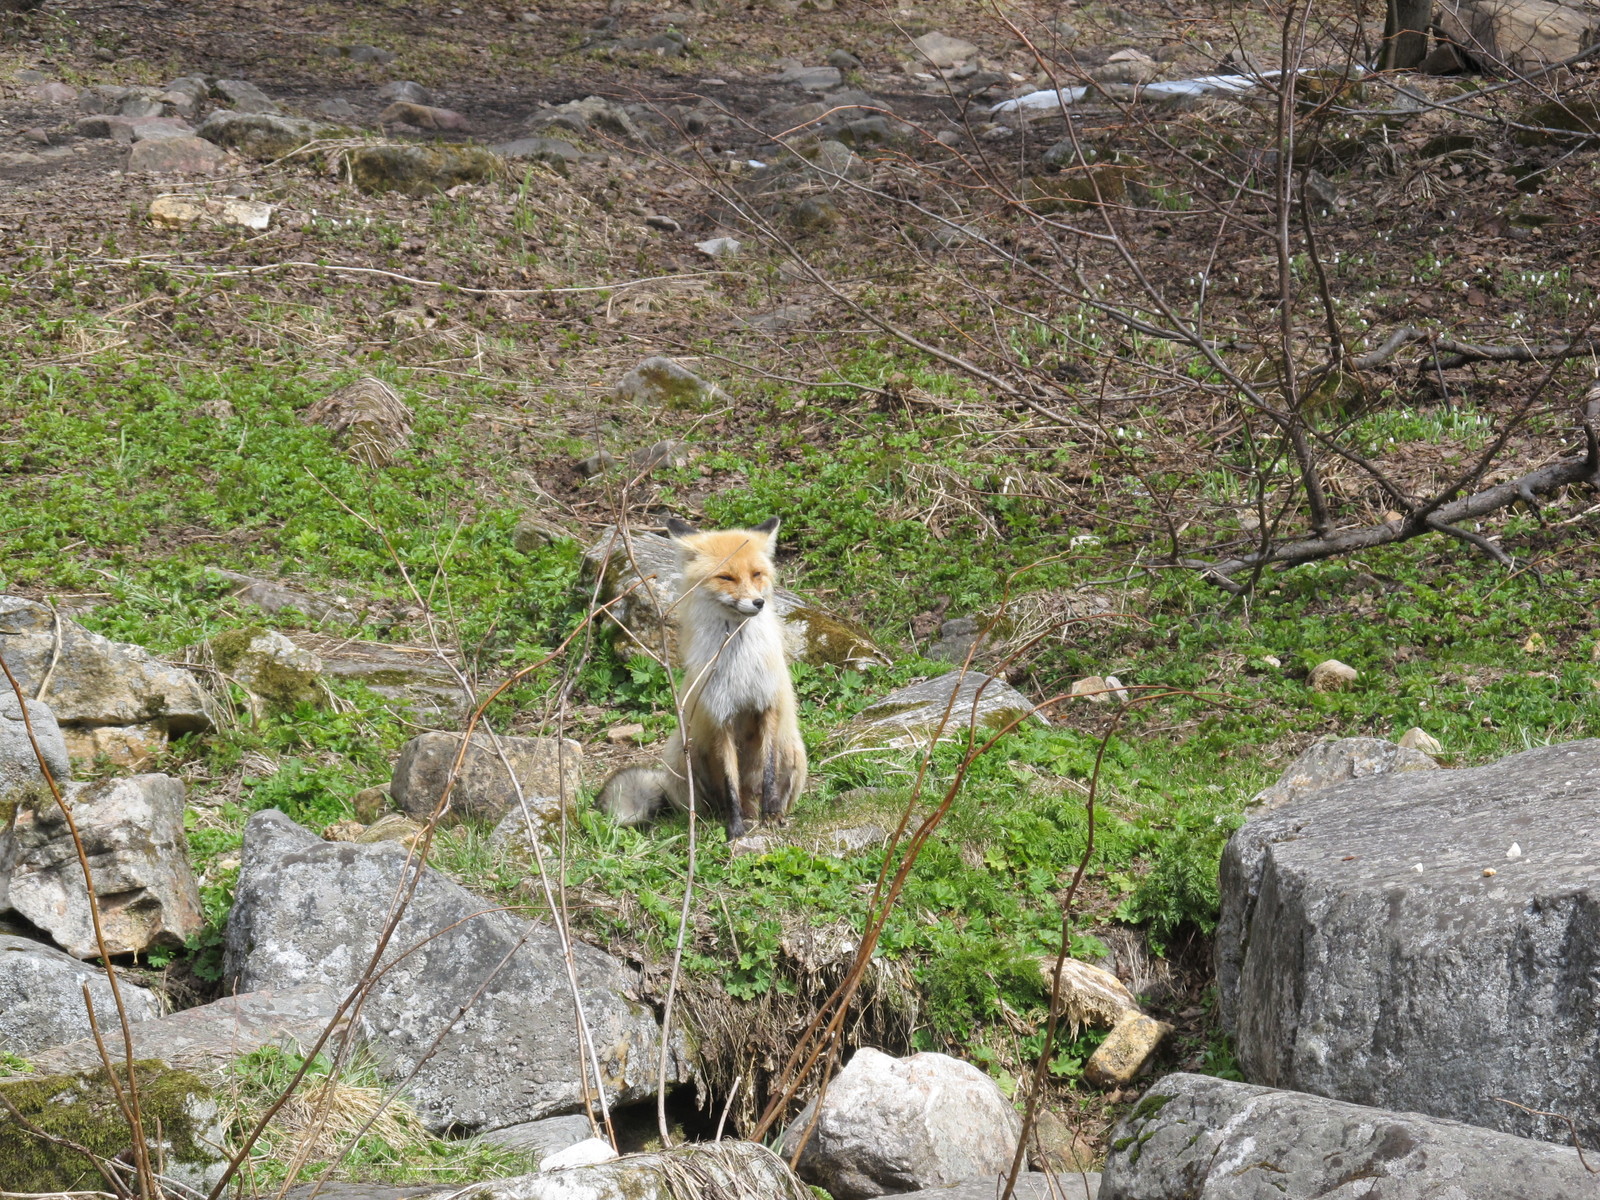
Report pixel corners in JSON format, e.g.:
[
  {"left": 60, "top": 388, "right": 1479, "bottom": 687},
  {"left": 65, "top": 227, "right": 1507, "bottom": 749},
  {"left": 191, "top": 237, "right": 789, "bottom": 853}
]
[{"left": 751, "top": 597, "right": 764, "bottom": 610}]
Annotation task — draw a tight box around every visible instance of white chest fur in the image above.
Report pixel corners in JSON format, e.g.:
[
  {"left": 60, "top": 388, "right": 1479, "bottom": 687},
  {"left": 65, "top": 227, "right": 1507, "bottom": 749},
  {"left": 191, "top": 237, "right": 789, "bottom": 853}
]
[{"left": 678, "top": 599, "right": 785, "bottom": 724}]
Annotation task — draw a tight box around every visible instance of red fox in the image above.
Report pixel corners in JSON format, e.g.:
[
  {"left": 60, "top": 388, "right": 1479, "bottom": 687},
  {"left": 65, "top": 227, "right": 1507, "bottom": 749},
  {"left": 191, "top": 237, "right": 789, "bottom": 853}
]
[{"left": 597, "top": 516, "right": 807, "bottom": 839}]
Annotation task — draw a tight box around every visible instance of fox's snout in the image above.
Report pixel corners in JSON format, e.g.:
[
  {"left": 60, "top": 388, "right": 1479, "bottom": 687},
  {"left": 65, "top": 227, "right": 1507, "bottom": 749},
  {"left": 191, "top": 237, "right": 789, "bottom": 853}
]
[{"left": 718, "top": 591, "right": 766, "bottom": 616}]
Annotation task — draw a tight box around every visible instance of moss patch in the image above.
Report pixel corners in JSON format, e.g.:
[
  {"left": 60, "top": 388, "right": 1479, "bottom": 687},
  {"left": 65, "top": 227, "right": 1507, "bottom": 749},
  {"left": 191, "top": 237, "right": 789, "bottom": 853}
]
[
  {"left": 0, "top": 1062, "right": 223, "bottom": 1193},
  {"left": 349, "top": 144, "right": 502, "bottom": 196}
]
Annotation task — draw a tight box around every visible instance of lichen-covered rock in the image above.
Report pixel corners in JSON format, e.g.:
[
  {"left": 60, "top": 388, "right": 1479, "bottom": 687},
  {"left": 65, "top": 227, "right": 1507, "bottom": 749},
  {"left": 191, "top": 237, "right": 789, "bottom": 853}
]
[
  {"left": 612, "top": 356, "right": 728, "bottom": 409},
  {"left": 196, "top": 110, "right": 334, "bottom": 158},
  {"left": 390, "top": 731, "right": 581, "bottom": 827},
  {"left": 583, "top": 528, "right": 887, "bottom": 669},
  {"left": 839, "top": 670, "right": 1040, "bottom": 749},
  {"left": 1, "top": 695, "right": 70, "bottom": 802},
  {"left": 0, "top": 1062, "right": 226, "bottom": 1195},
  {"left": 1251, "top": 735, "right": 1438, "bottom": 809},
  {"left": 0, "top": 596, "right": 216, "bottom": 759},
  {"left": 428, "top": 1139, "right": 810, "bottom": 1199},
  {"left": 1101, "top": 1073, "right": 1594, "bottom": 1199},
  {"left": 1217, "top": 739, "right": 1600, "bottom": 1145},
  {"left": 778, "top": 1048, "right": 1022, "bottom": 1198},
  {"left": 348, "top": 144, "right": 501, "bottom": 195},
  {"left": 209, "top": 627, "right": 324, "bottom": 715},
  {"left": 0, "top": 935, "right": 161, "bottom": 1057},
  {"left": 224, "top": 810, "right": 682, "bottom": 1132},
  {"left": 3, "top": 774, "right": 203, "bottom": 959},
  {"left": 1083, "top": 1013, "right": 1171, "bottom": 1088}
]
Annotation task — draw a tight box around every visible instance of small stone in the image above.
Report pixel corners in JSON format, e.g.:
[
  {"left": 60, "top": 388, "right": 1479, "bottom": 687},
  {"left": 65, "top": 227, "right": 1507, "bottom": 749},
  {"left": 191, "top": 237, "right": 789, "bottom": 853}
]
[
  {"left": 377, "top": 80, "right": 432, "bottom": 105},
  {"left": 348, "top": 143, "right": 500, "bottom": 195},
  {"left": 578, "top": 450, "right": 618, "bottom": 476},
  {"left": 1397, "top": 727, "right": 1442, "bottom": 755},
  {"left": 1083, "top": 1011, "right": 1171, "bottom": 1087},
  {"left": 606, "top": 723, "right": 646, "bottom": 744},
  {"left": 1071, "top": 676, "right": 1111, "bottom": 702},
  {"left": 32, "top": 80, "right": 78, "bottom": 105},
  {"left": 695, "top": 236, "right": 741, "bottom": 257},
  {"left": 352, "top": 785, "right": 391, "bottom": 823},
  {"left": 379, "top": 101, "right": 471, "bottom": 132},
  {"left": 827, "top": 49, "right": 864, "bottom": 71},
  {"left": 353, "top": 813, "right": 424, "bottom": 845},
  {"left": 645, "top": 213, "right": 681, "bottom": 232},
  {"left": 1507, "top": 842, "right": 1523, "bottom": 859},
  {"left": 391, "top": 731, "right": 582, "bottom": 827},
  {"left": 212, "top": 79, "right": 279, "bottom": 113},
  {"left": 119, "top": 94, "right": 165, "bottom": 118},
  {"left": 315, "top": 97, "right": 359, "bottom": 118},
  {"left": 912, "top": 31, "right": 979, "bottom": 69},
  {"left": 491, "top": 136, "right": 580, "bottom": 163},
  {"left": 1484, "top": 867, "right": 1497, "bottom": 877},
  {"left": 510, "top": 515, "right": 567, "bottom": 553},
  {"left": 129, "top": 136, "right": 230, "bottom": 174},
  {"left": 774, "top": 65, "right": 843, "bottom": 91},
  {"left": 345, "top": 44, "right": 395, "bottom": 64},
  {"left": 1309, "top": 659, "right": 1358, "bottom": 691},
  {"left": 21, "top": 127, "right": 50, "bottom": 145},
  {"left": 1413, "top": 862, "right": 1425, "bottom": 872},
  {"left": 1262, "top": 655, "right": 1282, "bottom": 668}
]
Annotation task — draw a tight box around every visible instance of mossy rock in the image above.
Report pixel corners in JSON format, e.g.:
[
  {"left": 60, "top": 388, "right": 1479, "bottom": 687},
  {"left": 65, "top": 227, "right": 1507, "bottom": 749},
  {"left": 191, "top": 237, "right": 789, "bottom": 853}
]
[
  {"left": 0, "top": 1062, "right": 226, "bottom": 1194},
  {"left": 1024, "top": 161, "right": 1143, "bottom": 212},
  {"left": 196, "top": 111, "right": 343, "bottom": 160},
  {"left": 209, "top": 626, "right": 324, "bottom": 715},
  {"left": 1514, "top": 100, "right": 1600, "bottom": 147},
  {"left": 349, "top": 144, "right": 503, "bottom": 195}
]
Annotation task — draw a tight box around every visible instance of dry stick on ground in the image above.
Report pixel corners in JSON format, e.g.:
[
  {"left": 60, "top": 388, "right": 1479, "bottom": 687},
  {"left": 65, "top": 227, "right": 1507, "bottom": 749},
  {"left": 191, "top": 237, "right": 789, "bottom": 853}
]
[
  {"left": 1491, "top": 1097, "right": 1599, "bottom": 1172},
  {"left": 0, "top": 658, "right": 159, "bottom": 1200}
]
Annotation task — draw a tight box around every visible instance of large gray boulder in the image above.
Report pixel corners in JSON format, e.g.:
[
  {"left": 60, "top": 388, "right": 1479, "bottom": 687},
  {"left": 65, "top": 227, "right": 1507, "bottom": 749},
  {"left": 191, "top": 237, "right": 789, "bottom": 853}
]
[
  {"left": 1101, "top": 1073, "right": 1596, "bottom": 1198},
  {"left": 0, "top": 935, "right": 161, "bottom": 1057},
  {"left": 2, "top": 774, "right": 203, "bottom": 959},
  {"left": 0, "top": 596, "right": 216, "bottom": 763},
  {"left": 1, "top": 695, "right": 70, "bottom": 799},
  {"left": 584, "top": 527, "right": 887, "bottom": 670},
  {"left": 224, "top": 810, "right": 682, "bottom": 1133},
  {"left": 413, "top": 1140, "right": 810, "bottom": 1199},
  {"left": 389, "top": 731, "right": 581, "bottom": 827},
  {"left": 1217, "top": 739, "right": 1600, "bottom": 1145},
  {"left": 778, "top": 1048, "right": 1023, "bottom": 1199}
]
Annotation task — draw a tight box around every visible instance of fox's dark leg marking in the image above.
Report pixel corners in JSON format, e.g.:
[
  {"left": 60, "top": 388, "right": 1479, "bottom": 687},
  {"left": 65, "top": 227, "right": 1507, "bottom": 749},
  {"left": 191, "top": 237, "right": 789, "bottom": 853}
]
[{"left": 760, "top": 740, "right": 781, "bottom": 824}]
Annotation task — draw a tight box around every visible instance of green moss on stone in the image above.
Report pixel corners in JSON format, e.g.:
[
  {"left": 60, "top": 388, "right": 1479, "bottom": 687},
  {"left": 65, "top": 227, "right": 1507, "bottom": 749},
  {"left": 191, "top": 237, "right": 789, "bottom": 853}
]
[
  {"left": 350, "top": 145, "right": 503, "bottom": 196},
  {"left": 1132, "top": 1092, "right": 1173, "bottom": 1122},
  {"left": 0, "top": 1062, "right": 221, "bottom": 1193}
]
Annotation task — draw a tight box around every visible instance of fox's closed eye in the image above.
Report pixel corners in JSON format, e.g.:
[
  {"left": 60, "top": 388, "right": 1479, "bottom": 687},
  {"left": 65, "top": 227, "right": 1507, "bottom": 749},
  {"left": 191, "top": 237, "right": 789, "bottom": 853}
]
[{"left": 717, "top": 574, "right": 736, "bottom": 582}]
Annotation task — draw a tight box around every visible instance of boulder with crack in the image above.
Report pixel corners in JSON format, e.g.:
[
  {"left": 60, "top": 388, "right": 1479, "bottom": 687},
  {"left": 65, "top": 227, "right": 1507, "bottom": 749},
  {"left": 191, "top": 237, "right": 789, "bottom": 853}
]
[
  {"left": 224, "top": 810, "right": 684, "bottom": 1132},
  {"left": 1, "top": 774, "right": 203, "bottom": 959}
]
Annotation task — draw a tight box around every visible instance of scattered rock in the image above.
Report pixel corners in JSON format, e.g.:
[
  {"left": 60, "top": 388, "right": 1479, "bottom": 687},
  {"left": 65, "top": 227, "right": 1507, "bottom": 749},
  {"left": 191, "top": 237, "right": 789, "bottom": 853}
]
[
  {"left": 841, "top": 670, "right": 1039, "bottom": 749},
  {"left": 210, "top": 570, "right": 359, "bottom": 624},
  {"left": 78, "top": 84, "right": 131, "bottom": 114},
  {"left": 510, "top": 514, "right": 570, "bottom": 553},
  {"left": 31, "top": 80, "right": 77, "bottom": 105},
  {"left": 1, "top": 695, "right": 70, "bottom": 802},
  {"left": 21, "top": 126, "right": 50, "bottom": 145},
  {"left": 542, "top": 1137, "right": 619, "bottom": 1169},
  {"left": 208, "top": 627, "right": 323, "bottom": 715},
  {"left": 584, "top": 527, "right": 887, "bottom": 669},
  {"left": 775, "top": 64, "right": 844, "bottom": 90},
  {"left": 316, "top": 97, "right": 359, "bottom": 118},
  {"left": 1251, "top": 735, "right": 1439, "bottom": 810},
  {"left": 212, "top": 78, "right": 279, "bottom": 113},
  {"left": 197, "top": 111, "right": 331, "bottom": 159},
  {"left": 119, "top": 93, "right": 165, "bottom": 119},
  {"left": 30, "top": 984, "right": 341, "bottom": 1074},
  {"left": 148, "top": 192, "right": 272, "bottom": 228},
  {"left": 2, "top": 774, "right": 203, "bottom": 959},
  {"left": 612, "top": 355, "right": 730, "bottom": 409},
  {"left": 291, "top": 633, "right": 467, "bottom": 725},
  {"left": 0, "top": 1064, "right": 226, "bottom": 1196},
  {"left": 377, "top": 80, "right": 432, "bottom": 105},
  {"left": 1101, "top": 1072, "right": 1595, "bottom": 1199},
  {"left": 1070, "top": 676, "right": 1113, "bottom": 703},
  {"left": 1083, "top": 1012, "right": 1171, "bottom": 1087},
  {"left": 390, "top": 731, "right": 582, "bottom": 827},
  {"left": 912, "top": 31, "right": 979, "bottom": 69},
  {"left": 347, "top": 143, "right": 500, "bottom": 195},
  {"left": 694, "top": 235, "right": 742, "bottom": 257},
  {"left": 1397, "top": 726, "right": 1443, "bottom": 755},
  {"left": 477, "top": 1113, "right": 593, "bottom": 1161},
  {"left": 0, "top": 596, "right": 217, "bottom": 762},
  {"left": 1027, "top": 1108, "right": 1098, "bottom": 1174},
  {"left": 491, "top": 135, "right": 580, "bottom": 163},
  {"left": 225, "top": 810, "right": 682, "bottom": 1132},
  {"left": 779, "top": 1048, "right": 1022, "bottom": 1198},
  {"left": 0, "top": 934, "right": 161, "bottom": 1057},
  {"left": 1217, "top": 740, "right": 1600, "bottom": 1144},
  {"left": 344, "top": 43, "right": 396, "bottom": 64},
  {"left": 489, "top": 797, "right": 574, "bottom": 852},
  {"left": 77, "top": 114, "right": 189, "bottom": 141},
  {"left": 529, "top": 96, "right": 641, "bottom": 141},
  {"left": 301, "top": 376, "right": 414, "bottom": 467},
  {"left": 379, "top": 101, "right": 472, "bottom": 132},
  {"left": 828, "top": 49, "right": 864, "bottom": 71},
  {"left": 353, "top": 812, "right": 423, "bottom": 845},
  {"left": 1307, "top": 657, "right": 1358, "bottom": 690}
]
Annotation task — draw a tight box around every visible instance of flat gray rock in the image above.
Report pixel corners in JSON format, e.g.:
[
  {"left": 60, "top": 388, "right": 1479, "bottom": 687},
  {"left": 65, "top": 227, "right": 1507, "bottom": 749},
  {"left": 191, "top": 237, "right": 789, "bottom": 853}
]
[
  {"left": 1250, "top": 735, "right": 1438, "bottom": 809},
  {"left": 1100, "top": 1073, "right": 1595, "bottom": 1198},
  {"left": 840, "top": 670, "right": 1041, "bottom": 749},
  {"left": 30, "top": 984, "right": 342, "bottom": 1073},
  {"left": 0, "top": 935, "right": 161, "bottom": 1057},
  {"left": 475, "top": 1112, "right": 593, "bottom": 1159},
  {"left": 224, "top": 810, "right": 682, "bottom": 1133},
  {"left": 1217, "top": 739, "right": 1600, "bottom": 1145},
  {"left": 0, "top": 696, "right": 70, "bottom": 801},
  {"left": 389, "top": 731, "right": 581, "bottom": 827}
]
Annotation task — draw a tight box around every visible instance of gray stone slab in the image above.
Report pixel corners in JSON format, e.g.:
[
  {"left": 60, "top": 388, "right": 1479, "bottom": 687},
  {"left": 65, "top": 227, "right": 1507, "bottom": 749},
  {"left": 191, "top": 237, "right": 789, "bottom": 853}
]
[
  {"left": 1217, "top": 739, "right": 1600, "bottom": 1145},
  {"left": 1100, "top": 1073, "right": 1595, "bottom": 1199}
]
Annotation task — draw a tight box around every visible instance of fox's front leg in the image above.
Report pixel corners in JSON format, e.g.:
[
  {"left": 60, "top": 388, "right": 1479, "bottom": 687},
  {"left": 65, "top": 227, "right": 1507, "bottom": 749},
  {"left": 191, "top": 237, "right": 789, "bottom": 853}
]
[{"left": 692, "top": 728, "right": 746, "bottom": 839}]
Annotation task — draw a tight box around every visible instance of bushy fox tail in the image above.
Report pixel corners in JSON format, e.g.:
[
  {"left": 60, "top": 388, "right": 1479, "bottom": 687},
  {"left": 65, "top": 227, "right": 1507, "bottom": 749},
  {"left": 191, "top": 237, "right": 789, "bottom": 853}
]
[{"left": 596, "top": 765, "right": 675, "bottom": 826}]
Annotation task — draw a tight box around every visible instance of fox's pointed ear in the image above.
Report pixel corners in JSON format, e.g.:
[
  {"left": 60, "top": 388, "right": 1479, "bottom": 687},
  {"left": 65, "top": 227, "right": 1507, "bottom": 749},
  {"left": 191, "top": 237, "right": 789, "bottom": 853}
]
[
  {"left": 752, "top": 516, "right": 781, "bottom": 540},
  {"left": 665, "top": 517, "right": 699, "bottom": 540}
]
